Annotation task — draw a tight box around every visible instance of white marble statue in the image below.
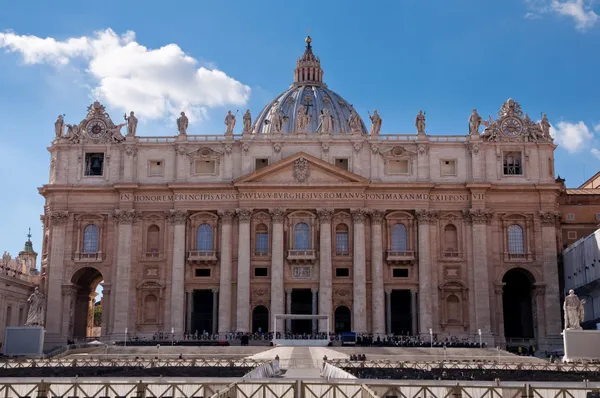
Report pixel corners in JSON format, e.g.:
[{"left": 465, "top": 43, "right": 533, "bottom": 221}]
[
  {"left": 65, "top": 124, "right": 81, "bottom": 143},
  {"left": 415, "top": 110, "right": 426, "bottom": 134},
  {"left": 225, "top": 110, "right": 236, "bottom": 135},
  {"left": 296, "top": 105, "right": 311, "bottom": 132},
  {"left": 469, "top": 109, "right": 482, "bottom": 135},
  {"left": 540, "top": 114, "right": 551, "bottom": 137},
  {"left": 25, "top": 287, "right": 45, "bottom": 327},
  {"left": 369, "top": 110, "right": 382, "bottom": 135},
  {"left": 124, "top": 111, "right": 138, "bottom": 136},
  {"left": 319, "top": 108, "right": 334, "bottom": 133},
  {"left": 348, "top": 109, "right": 362, "bottom": 133},
  {"left": 269, "top": 102, "right": 285, "bottom": 133},
  {"left": 564, "top": 289, "right": 585, "bottom": 330},
  {"left": 54, "top": 115, "right": 65, "bottom": 139},
  {"left": 243, "top": 109, "right": 252, "bottom": 133},
  {"left": 177, "top": 111, "right": 188, "bottom": 135}
]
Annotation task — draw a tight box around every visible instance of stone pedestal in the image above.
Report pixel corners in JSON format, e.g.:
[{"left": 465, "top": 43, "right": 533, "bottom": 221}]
[
  {"left": 4, "top": 327, "right": 44, "bottom": 357},
  {"left": 563, "top": 329, "right": 600, "bottom": 362}
]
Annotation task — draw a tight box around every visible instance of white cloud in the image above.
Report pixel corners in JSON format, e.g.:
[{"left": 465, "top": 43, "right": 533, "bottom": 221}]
[
  {"left": 524, "top": 0, "right": 599, "bottom": 30},
  {"left": 591, "top": 148, "right": 600, "bottom": 160},
  {"left": 550, "top": 121, "right": 594, "bottom": 152},
  {"left": 0, "top": 29, "right": 251, "bottom": 123}
]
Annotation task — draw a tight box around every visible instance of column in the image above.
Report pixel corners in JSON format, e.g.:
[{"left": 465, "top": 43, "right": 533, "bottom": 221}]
[
  {"left": 186, "top": 291, "right": 193, "bottom": 334},
  {"left": 286, "top": 288, "right": 292, "bottom": 333},
  {"left": 385, "top": 289, "right": 392, "bottom": 335},
  {"left": 494, "top": 283, "right": 506, "bottom": 347},
  {"left": 218, "top": 210, "right": 234, "bottom": 333},
  {"left": 45, "top": 211, "right": 69, "bottom": 345},
  {"left": 123, "top": 145, "right": 137, "bottom": 181},
  {"left": 87, "top": 292, "right": 98, "bottom": 337},
  {"left": 212, "top": 289, "right": 219, "bottom": 335},
  {"left": 112, "top": 209, "right": 137, "bottom": 338},
  {"left": 316, "top": 209, "right": 334, "bottom": 333},
  {"left": 60, "top": 285, "right": 78, "bottom": 340},
  {"left": 468, "top": 209, "right": 492, "bottom": 336},
  {"left": 540, "top": 212, "right": 562, "bottom": 340},
  {"left": 351, "top": 208, "right": 368, "bottom": 333},
  {"left": 236, "top": 209, "right": 252, "bottom": 332},
  {"left": 169, "top": 210, "right": 187, "bottom": 338},
  {"left": 370, "top": 210, "right": 385, "bottom": 336},
  {"left": 311, "top": 288, "right": 318, "bottom": 334},
  {"left": 411, "top": 290, "right": 418, "bottom": 336},
  {"left": 270, "top": 208, "right": 286, "bottom": 333},
  {"left": 416, "top": 210, "right": 432, "bottom": 335},
  {"left": 100, "top": 283, "right": 111, "bottom": 337}
]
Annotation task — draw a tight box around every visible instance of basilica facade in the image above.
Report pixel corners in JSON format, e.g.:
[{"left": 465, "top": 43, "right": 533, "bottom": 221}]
[{"left": 40, "top": 37, "right": 562, "bottom": 350}]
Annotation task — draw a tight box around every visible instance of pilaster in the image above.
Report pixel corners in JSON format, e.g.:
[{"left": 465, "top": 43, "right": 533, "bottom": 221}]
[
  {"left": 370, "top": 210, "right": 385, "bottom": 336},
  {"left": 212, "top": 288, "right": 219, "bottom": 335},
  {"left": 270, "top": 208, "right": 286, "bottom": 332},
  {"left": 45, "top": 211, "right": 69, "bottom": 346},
  {"left": 236, "top": 208, "right": 252, "bottom": 332},
  {"left": 169, "top": 210, "right": 187, "bottom": 338},
  {"left": 317, "top": 208, "right": 334, "bottom": 333},
  {"left": 351, "top": 208, "right": 368, "bottom": 333},
  {"left": 218, "top": 210, "right": 234, "bottom": 333},
  {"left": 539, "top": 211, "right": 562, "bottom": 342},
  {"left": 416, "top": 209, "right": 433, "bottom": 334}
]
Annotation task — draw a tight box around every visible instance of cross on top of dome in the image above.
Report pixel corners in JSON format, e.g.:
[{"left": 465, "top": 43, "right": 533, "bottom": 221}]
[{"left": 294, "top": 36, "right": 324, "bottom": 86}]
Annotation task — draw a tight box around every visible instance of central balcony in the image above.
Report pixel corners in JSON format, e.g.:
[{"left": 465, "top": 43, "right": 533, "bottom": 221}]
[
  {"left": 74, "top": 252, "right": 103, "bottom": 263},
  {"left": 287, "top": 249, "right": 316, "bottom": 263},
  {"left": 386, "top": 250, "right": 415, "bottom": 265},
  {"left": 187, "top": 250, "right": 218, "bottom": 264}
]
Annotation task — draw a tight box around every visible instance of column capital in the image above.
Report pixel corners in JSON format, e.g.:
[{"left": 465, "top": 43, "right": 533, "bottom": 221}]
[
  {"left": 370, "top": 210, "right": 385, "bottom": 225},
  {"left": 114, "top": 209, "right": 140, "bottom": 225},
  {"left": 269, "top": 208, "right": 286, "bottom": 223},
  {"left": 316, "top": 208, "right": 334, "bottom": 223},
  {"left": 538, "top": 211, "right": 561, "bottom": 227},
  {"left": 168, "top": 209, "right": 188, "bottom": 225},
  {"left": 385, "top": 288, "right": 393, "bottom": 295},
  {"left": 285, "top": 288, "right": 293, "bottom": 294},
  {"left": 218, "top": 210, "right": 236, "bottom": 223},
  {"left": 61, "top": 284, "right": 78, "bottom": 296},
  {"left": 212, "top": 288, "right": 219, "bottom": 293},
  {"left": 533, "top": 283, "right": 547, "bottom": 296},
  {"left": 493, "top": 282, "right": 506, "bottom": 295},
  {"left": 236, "top": 208, "right": 253, "bottom": 222},
  {"left": 350, "top": 208, "right": 369, "bottom": 224},
  {"left": 50, "top": 211, "right": 69, "bottom": 225},
  {"left": 463, "top": 209, "right": 493, "bottom": 225},
  {"left": 311, "top": 288, "right": 319, "bottom": 294},
  {"left": 416, "top": 210, "right": 438, "bottom": 224}
]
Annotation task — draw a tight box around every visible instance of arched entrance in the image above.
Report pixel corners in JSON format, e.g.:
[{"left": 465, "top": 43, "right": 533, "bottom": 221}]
[
  {"left": 502, "top": 268, "right": 535, "bottom": 341},
  {"left": 334, "top": 306, "right": 351, "bottom": 333},
  {"left": 71, "top": 267, "right": 103, "bottom": 340},
  {"left": 252, "top": 305, "right": 269, "bottom": 333}
]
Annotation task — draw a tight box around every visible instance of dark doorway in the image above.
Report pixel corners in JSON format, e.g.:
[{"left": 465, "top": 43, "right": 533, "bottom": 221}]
[
  {"left": 291, "top": 289, "right": 312, "bottom": 334},
  {"left": 503, "top": 268, "right": 535, "bottom": 338},
  {"left": 334, "top": 306, "right": 352, "bottom": 333},
  {"left": 252, "top": 305, "right": 269, "bottom": 333},
  {"left": 71, "top": 267, "right": 103, "bottom": 340},
  {"left": 391, "top": 290, "right": 412, "bottom": 334},
  {"left": 192, "top": 290, "right": 213, "bottom": 334}
]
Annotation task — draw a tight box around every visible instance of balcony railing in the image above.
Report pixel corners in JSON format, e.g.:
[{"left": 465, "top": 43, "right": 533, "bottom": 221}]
[
  {"left": 504, "top": 252, "right": 533, "bottom": 262},
  {"left": 335, "top": 250, "right": 351, "bottom": 257},
  {"left": 287, "top": 249, "right": 316, "bottom": 263},
  {"left": 386, "top": 250, "right": 415, "bottom": 264},
  {"left": 254, "top": 250, "right": 270, "bottom": 257},
  {"left": 74, "top": 252, "right": 103, "bottom": 262},
  {"left": 143, "top": 251, "right": 163, "bottom": 260},
  {"left": 187, "top": 250, "right": 218, "bottom": 264},
  {"left": 442, "top": 250, "right": 461, "bottom": 260}
]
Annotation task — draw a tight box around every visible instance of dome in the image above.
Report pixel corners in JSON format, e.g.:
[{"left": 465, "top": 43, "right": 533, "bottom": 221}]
[{"left": 252, "top": 37, "right": 368, "bottom": 135}]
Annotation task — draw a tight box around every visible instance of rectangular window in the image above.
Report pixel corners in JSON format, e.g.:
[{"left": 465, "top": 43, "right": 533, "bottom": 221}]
[
  {"left": 195, "top": 268, "right": 211, "bottom": 277},
  {"left": 255, "top": 232, "right": 269, "bottom": 255},
  {"left": 566, "top": 213, "right": 575, "bottom": 221},
  {"left": 440, "top": 159, "right": 457, "bottom": 176},
  {"left": 254, "top": 267, "right": 268, "bottom": 277},
  {"left": 195, "top": 159, "right": 216, "bottom": 175},
  {"left": 393, "top": 268, "right": 409, "bottom": 278},
  {"left": 596, "top": 213, "right": 600, "bottom": 221},
  {"left": 335, "top": 232, "right": 349, "bottom": 255},
  {"left": 335, "top": 158, "right": 349, "bottom": 171},
  {"left": 84, "top": 153, "right": 104, "bottom": 176},
  {"left": 255, "top": 158, "right": 269, "bottom": 170},
  {"left": 336, "top": 268, "right": 350, "bottom": 277},
  {"left": 567, "top": 231, "right": 578, "bottom": 240},
  {"left": 387, "top": 159, "right": 409, "bottom": 175},
  {"left": 148, "top": 160, "right": 164, "bottom": 176},
  {"left": 503, "top": 152, "right": 522, "bottom": 175}
]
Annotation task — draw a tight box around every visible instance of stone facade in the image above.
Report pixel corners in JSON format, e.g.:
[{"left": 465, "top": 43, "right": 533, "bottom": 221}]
[{"left": 39, "top": 37, "right": 563, "bottom": 350}]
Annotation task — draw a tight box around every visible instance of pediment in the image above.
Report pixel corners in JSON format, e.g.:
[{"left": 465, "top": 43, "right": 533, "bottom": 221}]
[{"left": 234, "top": 152, "right": 369, "bottom": 186}]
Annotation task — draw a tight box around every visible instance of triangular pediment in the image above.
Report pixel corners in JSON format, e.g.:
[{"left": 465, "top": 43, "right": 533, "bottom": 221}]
[{"left": 234, "top": 152, "right": 369, "bottom": 186}]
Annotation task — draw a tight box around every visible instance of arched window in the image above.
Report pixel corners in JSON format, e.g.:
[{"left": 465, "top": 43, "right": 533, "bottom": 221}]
[
  {"left": 294, "top": 222, "right": 310, "bottom": 250},
  {"left": 507, "top": 224, "right": 524, "bottom": 254},
  {"left": 196, "top": 224, "right": 213, "bottom": 251},
  {"left": 391, "top": 223, "right": 407, "bottom": 252},
  {"left": 336, "top": 224, "right": 349, "bottom": 255},
  {"left": 444, "top": 224, "right": 458, "bottom": 254},
  {"left": 146, "top": 225, "right": 160, "bottom": 253},
  {"left": 83, "top": 224, "right": 99, "bottom": 253},
  {"left": 255, "top": 223, "right": 269, "bottom": 255}
]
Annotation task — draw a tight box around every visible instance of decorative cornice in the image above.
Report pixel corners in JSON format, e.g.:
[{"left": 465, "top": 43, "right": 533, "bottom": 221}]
[
  {"left": 218, "top": 210, "right": 236, "bottom": 223},
  {"left": 316, "top": 208, "right": 334, "bottom": 223},
  {"left": 50, "top": 211, "right": 69, "bottom": 225},
  {"left": 350, "top": 208, "right": 369, "bottom": 223},
  {"left": 370, "top": 210, "right": 385, "bottom": 225},
  {"left": 464, "top": 209, "right": 493, "bottom": 225},
  {"left": 168, "top": 209, "right": 188, "bottom": 225},
  {"left": 114, "top": 209, "right": 139, "bottom": 225},
  {"left": 237, "top": 208, "right": 253, "bottom": 222},
  {"left": 538, "top": 211, "right": 561, "bottom": 227},
  {"left": 269, "top": 208, "right": 286, "bottom": 223}
]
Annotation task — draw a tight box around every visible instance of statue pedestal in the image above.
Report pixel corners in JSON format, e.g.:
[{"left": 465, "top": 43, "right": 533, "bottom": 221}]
[
  {"left": 4, "top": 326, "right": 44, "bottom": 357},
  {"left": 562, "top": 329, "right": 600, "bottom": 362}
]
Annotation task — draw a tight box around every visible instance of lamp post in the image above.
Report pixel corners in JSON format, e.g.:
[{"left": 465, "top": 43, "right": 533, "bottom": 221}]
[
  {"left": 171, "top": 327, "right": 175, "bottom": 346},
  {"left": 124, "top": 327, "right": 128, "bottom": 347},
  {"left": 478, "top": 329, "right": 482, "bottom": 348},
  {"left": 429, "top": 328, "right": 433, "bottom": 348}
]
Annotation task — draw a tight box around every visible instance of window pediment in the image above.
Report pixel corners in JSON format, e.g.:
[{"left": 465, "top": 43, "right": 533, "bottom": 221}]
[
  {"left": 186, "top": 146, "right": 223, "bottom": 159},
  {"left": 136, "top": 280, "right": 165, "bottom": 289},
  {"left": 380, "top": 146, "right": 416, "bottom": 159}
]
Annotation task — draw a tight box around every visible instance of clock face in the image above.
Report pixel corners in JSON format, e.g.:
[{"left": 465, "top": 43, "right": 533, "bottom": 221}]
[
  {"left": 86, "top": 119, "right": 107, "bottom": 138},
  {"left": 501, "top": 118, "right": 523, "bottom": 136}
]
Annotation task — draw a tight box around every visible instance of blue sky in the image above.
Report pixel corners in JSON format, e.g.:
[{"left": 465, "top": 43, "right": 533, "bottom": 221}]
[{"left": 0, "top": 0, "right": 599, "bottom": 265}]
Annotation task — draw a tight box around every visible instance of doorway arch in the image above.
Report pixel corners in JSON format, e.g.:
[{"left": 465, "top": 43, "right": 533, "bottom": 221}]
[
  {"left": 502, "top": 268, "right": 535, "bottom": 340},
  {"left": 252, "top": 305, "right": 269, "bottom": 333},
  {"left": 334, "top": 306, "right": 351, "bottom": 333},
  {"left": 71, "top": 267, "right": 104, "bottom": 340}
]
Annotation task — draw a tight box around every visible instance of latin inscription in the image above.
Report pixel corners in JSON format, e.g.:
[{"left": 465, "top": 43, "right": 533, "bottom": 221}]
[{"left": 120, "top": 192, "right": 485, "bottom": 202}]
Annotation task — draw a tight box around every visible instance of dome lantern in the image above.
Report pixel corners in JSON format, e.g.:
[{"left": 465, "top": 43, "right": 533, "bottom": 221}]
[{"left": 294, "top": 36, "right": 324, "bottom": 86}]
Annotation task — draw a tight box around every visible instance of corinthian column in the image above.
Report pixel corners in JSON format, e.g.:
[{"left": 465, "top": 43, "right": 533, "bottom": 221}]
[
  {"left": 317, "top": 208, "right": 334, "bottom": 333},
  {"left": 539, "top": 211, "right": 562, "bottom": 340},
  {"left": 416, "top": 210, "right": 433, "bottom": 335},
  {"left": 236, "top": 209, "right": 252, "bottom": 332},
  {"left": 218, "top": 210, "right": 234, "bottom": 333},
  {"left": 112, "top": 209, "right": 138, "bottom": 337},
  {"left": 168, "top": 210, "right": 187, "bottom": 338},
  {"left": 351, "top": 208, "right": 368, "bottom": 333},
  {"left": 466, "top": 209, "right": 493, "bottom": 337},
  {"left": 270, "top": 208, "right": 286, "bottom": 333},
  {"left": 371, "top": 210, "right": 385, "bottom": 336},
  {"left": 45, "top": 211, "right": 69, "bottom": 344}
]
